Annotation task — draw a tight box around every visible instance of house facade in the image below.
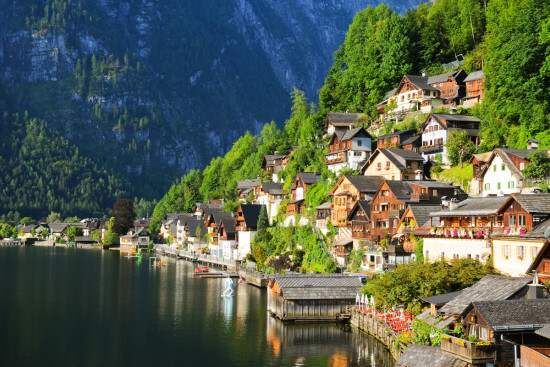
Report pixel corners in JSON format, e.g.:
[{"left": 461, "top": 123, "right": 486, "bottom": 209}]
[
  {"left": 262, "top": 153, "right": 289, "bottom": 182},
  {"left": 324, "top": 127, "right": 372, "bottom": 174},
  {"left": 218, "top": 219, "right": 237, "bottom": 260},
  {"left": 360, "top": 148, "right": 425, "bottom": 181},
  {"left": 462, "top": 70, "right": 485, "bottom": 108},
  {"left": 287, "top": 172, "right": 322, "bottom": 215},
  {"left": 418, "top": 113, "right": 481, "bottom": 163},
  {"left": 235, "top": 204, "right": 266, "bottom": 260},
  {"left": 256, "top": 182, "right": 285, "bottom": 224},
  {"left": 376, "top": 129, "right": 416, "bottom": 149},
  {"left": 480, "top": 148, "right": 536, "bottom": 196},
  {"left": 325, "top": 112, "right": 362, "bottom": 136},
  {"left": 382, "top": 74, "right": 443, "bottom": 118}
]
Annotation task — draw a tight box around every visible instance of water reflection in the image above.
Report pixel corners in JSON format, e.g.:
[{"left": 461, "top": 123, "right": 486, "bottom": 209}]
[{"left": 0, "top": 247, "right": 395, "bottom": 367}]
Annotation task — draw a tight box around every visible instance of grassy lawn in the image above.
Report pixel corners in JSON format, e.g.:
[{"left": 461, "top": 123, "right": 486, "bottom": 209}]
[{"left": 435, "top": 164, "right": 473, "bottom": 191}]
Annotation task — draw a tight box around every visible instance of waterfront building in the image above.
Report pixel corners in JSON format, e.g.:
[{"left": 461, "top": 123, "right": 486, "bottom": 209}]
[
  {"left": 205, "top": 212, "right": 235, "bottom": 258},
  {"left": 235, "top": 204, "right": 267, "bottom": 261},
  {"left": 396, "top": 345, "right": 467, "bottom": 367},
  {"left": 267, "top": 275, "right": 362, "bottom": 321}
]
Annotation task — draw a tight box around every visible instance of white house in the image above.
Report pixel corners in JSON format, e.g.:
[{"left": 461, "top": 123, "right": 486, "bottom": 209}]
[
  {"left": 256, "top": 182, "right": 286, "bottom": 224},
  {"left": 479, "top": 147, "right": 542, "bottom": 196},
  {"left": 418, "top": 113, "right": 481, "bottom": 164},
  {"left": 235, "top": 204, "right": 267, "bottom": 260}
]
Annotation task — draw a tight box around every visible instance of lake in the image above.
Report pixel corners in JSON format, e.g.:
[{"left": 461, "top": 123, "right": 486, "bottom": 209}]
[{"left": 0, "top": 246, "right": 395, "bottom": 367}]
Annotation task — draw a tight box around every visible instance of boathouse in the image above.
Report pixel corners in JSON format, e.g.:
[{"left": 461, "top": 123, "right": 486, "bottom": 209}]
[{"left": 267, "top": 275, "right": 362, "bottom": 321}]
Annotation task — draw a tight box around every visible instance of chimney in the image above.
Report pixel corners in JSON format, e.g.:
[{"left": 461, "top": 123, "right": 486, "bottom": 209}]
[
  {"left": 421, "top": 70, "right": 428, "bottom": 77},
  {"left": 527, "top": 139, "right": 539, "bottom": 150},
  {"left": 448, "top": 198, "right": 459, "bottom": 210},
  {"left": 415, "top": 170, "right": 424, "bottom": 181},
  {"left": 528, "top": 271, "right": 546, "bottom": 299}
]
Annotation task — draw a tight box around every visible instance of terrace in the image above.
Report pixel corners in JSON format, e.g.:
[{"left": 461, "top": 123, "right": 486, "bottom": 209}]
[{"left": 440, "top": 334, "right": 495, "bottom": 364}]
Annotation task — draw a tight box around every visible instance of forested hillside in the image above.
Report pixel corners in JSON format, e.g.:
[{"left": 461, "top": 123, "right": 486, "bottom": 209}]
[{"left": 151, "top": 0, "right": 550, "bottom": 228}]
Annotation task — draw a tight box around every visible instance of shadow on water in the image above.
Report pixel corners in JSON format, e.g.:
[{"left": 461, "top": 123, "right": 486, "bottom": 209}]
[{"left": 0, "top": 246, "right": 394, "bottom": 367}]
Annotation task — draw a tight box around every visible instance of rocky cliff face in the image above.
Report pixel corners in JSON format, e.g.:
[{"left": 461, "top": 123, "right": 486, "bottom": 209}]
[{"left": 0, "top": 0, "right": 420, "bottom": 200}]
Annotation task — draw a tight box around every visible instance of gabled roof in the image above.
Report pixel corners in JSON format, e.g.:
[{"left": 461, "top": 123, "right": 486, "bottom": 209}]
[
  {"left": 272, "top": 275, "right": 362, "bottom": 300},
  {"left": 439, "top": 275, "right": 532, "bottom": 315},
  {"left": 330, "top": 175, "right": 384, "bottom": 196},
  {"left": 427, "top": 69, "right": 465, "bottom": 85},
  {"left": 400, "top": 135, "right": 422, "bottom": 147},
  {"left": 377, "top": 129, "right": 416, "bottom": 140},
  {"left": 237, "top": 179, "right": 260, "bottom": 191},
  {"left": 186, "top": 219, "right": 206, "bottom": 237},
  {"left": 499, "top": 194, "right": 550, "bottom": 215},
  {"left": 421, "top": 290, "right": 464, "bottom": 307},
  {"left": 528, "top": 234, "right": 550, "bottom": 274},
  {"left": 463, "top": 299, "right": 550, "bottom": 331},
  {"left": 405, "top": 204, "right": 442, "bottom": 229},
  {"left": 383, "top": 88, "right": 398, "bottom": 100},
  {"left": 419, "top": 113, "right": 481, "bottom": 132},
  {"left": 362, "top": 148, "right": 424, "bottom": 173},
  {"left": 48, "top": 223, "right": 69, "bottom": 233},
  {"left": 401, "top": 75, "right": 439, "bottom": 92},
  {"left": 238, "top": 204, "right": 266, "bottom": 228},
  {"left": 22, "top": 224, "right": 38, "bottom": 233},
  {"left": 296, "top": 172, "right": 322, "bottom": 186},
  {"left": 464, "top": 70, "right": 484, "bottom": 82},
  {"left": 207, "top": 212, "right": 235, "bottom": 227},
  {"left": 396, "top": 345, "right": 468, "bottom": 367},
  {"left": 429, "top": 196, "right": 509, "bottom": 217},
  {"left": 316, "top": 202, "right": 332, "bottom": 210},
  {"left": 341, "top": 127, "right": 372, "bottom": 141},
  {"left": 347, "top": 199, "right": 372, "bottom": 221},
  {"left": 261, "top": 182, "right": 285, "bottom": 195},
  {"left": 219, "top": 218, "right": 236, "bottom": 235},
  {"left": 326, "top": 112, "right": 362, "bottom": 125},
  {"left": 385, "top": 181, "right": 414, "bottom": 201},
  {"left": 263, "top": 154, "right": 288, "bottom": 167}
]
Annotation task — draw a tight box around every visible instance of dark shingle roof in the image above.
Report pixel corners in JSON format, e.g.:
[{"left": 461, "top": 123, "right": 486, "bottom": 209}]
[
  {"left": 273, "top": 275, "right": 362, "bottom": 300},
  {"left": 347, "top": 199, "right": 372, "bottom": 221},
  {"left": 439, "top": 275, "right": 532, "bottom": 315},
  {"left": 219, "top": 218, "right": 236, "bottom": 234},
  {"left": 48, "top": 223, "right": 69, "bottom": 233},
  {"left": 345, "top": 175, "right": 385, "bottom": 194},
  {"left": 429, "top": 196, "right": 509, "bottom": 217},
  {"left": 377, "top": 129, "right": 416, "bottom": 140},
  {"left": 297, "top": 172, "right": 322, "bottom": 185},
  {"left": 386, "top": 181, "right": 414, "bottom": 201},
  {"left": 464, "top": 70, "right": 484, "bottom": 82},
  {"left": 377, "top": 148, "right": 424, "bottom": 171},
  {"left": 340, "top": 127, "right": 372, "bottom": 141},
  {"left": 412, "top": 181, "right": 455, "bottom": 189},
  {"left": 261, "top": 182, "right": 285, "bottom": 195},
  {"left": 432, "top": 113, "right": 482, "bottom": 125},
  {"left": 397, "top": 345, "right": 468, "bottom": 367},
  {"left": 470, "top": 299, "right": 550, "bottom": 330},
  {"left": 400, "top": 135, "right": 422, "bottom": 146},
  {"left": 186, "top": 220, "right": 206, "bottom": 237},
  {"left": 422, "top": 290, "right": 464, "bottom": 307},
  {"left": 506, "top": 194, "right": 550, "bottom": 214},
  {"left": 263, "top": 154, "right": 288, "bottom": 167},
  {"left": 408, "top": 205, "right": 442, "bottom": 229},
  {"left": 427, "top": 70, "right": 463, "bottom": 85},
  {"left": 239, "top": 204, "right": 266, "bottom": 228},
  {"left": 326, "top": 112, "right": 362, "bottom": 125},
  {"left": 405, "top": 75, "right": 439, "bottom": 92},
  {"left": 383, "top": 88, "right": 398, "bottom": 100},
  {"left": 22, "top": 224, "right": 38, "bottom": 233},
  {"left": 237, "top": 179, "right": 260, "bottom": 191},
  {"left": 210, "top": 212, "right": 235, "bottom": 226}
]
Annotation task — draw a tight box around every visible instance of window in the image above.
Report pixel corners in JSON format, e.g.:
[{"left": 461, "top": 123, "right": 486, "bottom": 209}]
[
  {"left": 357, "top": 140, "right": 362, "bottom": 147},
  {"left": 501, "top": 164, "right": 506, "bottom": 171},
  {"left": 532, "top": 246, "right": 540, "bottom": 258},
  {"left": 386, "top": 161, "right": 391, "bottom": 167},
  {"left": 503, "top": 245, "right": 511, "bottom": 257},
  {"left": 517, "top": 246, "right": 525, "bottom": 258},
  {"left": 497, "top": 182, "right": 501, "bottom": 190},
  {"left": 479, "top": 327, "right": 488, "bottom": 341},
  {"left": 433, "top": 189, "right": 438, "bottom": 196},
  {"left": 377, "top": 162, "right": 382, "bottom": 168},
  {"left": 509, "top": 215, "right": 516, "bottom": 226},
  {"left": 519, "top": 215, "right": 526, "bottom": 226},
  {"left": 520, "top": 162, "right": 525, "bottom": 170},
  {"left": 441, "top": 252, "right": 445, "bottom": 260},
  {"left": 469, "top": 81, "right": 473, "bottom": 87},
  {"left": 440, "top": 82, "right": 443, "bottom": 86},
  {"left": 453, "top": 254, "right": 460, "bottom": 260},
  {"left": 493, "top": 164, "right": 497, "bottom": 172},
  {"left": 484, "top": 183, "right": 490, "bottom": 191},
  {"left": 475, "top": 254, "right": 480, "bottom": 261},
  {"left": 479, "top": 80, "right": 483, "bottom": 86}
]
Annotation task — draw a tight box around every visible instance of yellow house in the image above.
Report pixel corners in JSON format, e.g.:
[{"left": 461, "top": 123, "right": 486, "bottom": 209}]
[{"left": 360, "top": 148, "right": 424, "bottom": 181}]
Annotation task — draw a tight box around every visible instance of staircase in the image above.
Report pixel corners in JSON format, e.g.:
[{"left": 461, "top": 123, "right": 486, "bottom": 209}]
[{"left": 337, "top": 226, "right": 352, "bottom": 241}]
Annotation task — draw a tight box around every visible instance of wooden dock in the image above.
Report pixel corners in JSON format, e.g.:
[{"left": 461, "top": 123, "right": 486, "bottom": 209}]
[
  {"left": 194, "top": 272, "right": 239, "bottom": 278},
  {"left": 153, "top": 245, "right": 237, "bottom": 270}
]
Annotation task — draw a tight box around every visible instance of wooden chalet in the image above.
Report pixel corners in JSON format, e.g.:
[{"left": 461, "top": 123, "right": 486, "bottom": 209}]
[
  {"left": 287, "top": 172, "right": 322, "bottom": 215},
  {"left": 462, "top": 70, "right": 485, "bottom": 107},
  {"left": 360, "top": 148, "right": 425, "bottom": 181},
  {"left": 426, "top": 69, "right": 467, "bottom": 105},
  {"left": 418, "top": 113, "right": 481, "bottom": 163},
  {"left": 194, "top": 201, "right": 223, "bottom": 219},
  {"left": 400, "top": 135, "right": 422, "bottom": 153},
  {"left": 262, "top": 153, "right": 289, "bottom": 181},
  {"left": 376, "top": 129, "right": 416, "bottom": 149},
  {"left": 328, "top": 175, "right": 384, "bottom": 227},
  {"left": 443, "top": 298, "right": 550, "bottom": 366},
  {"left": 205, "top": 212, "right": 235, "bottom": 250},
  {"left": 347, "top": 200, "right": 371, "bottom": 239},
  {"left": 331, "top": 238, "right": 354, "bottom": 266},
  {"left": 370, "top": 180, "right": 455, "bottom": 242},
  {"left": 324, "top": 127, "right": 372, "bottom": 173},
  {"left": 522, "top": 324, "right": 550, "bottom": 366},
  {"left": 396, "top": 204, "right": 440, "bottom": 234},
  {"left": 267, "top": 275, "right": 362, "bottom": 321}
]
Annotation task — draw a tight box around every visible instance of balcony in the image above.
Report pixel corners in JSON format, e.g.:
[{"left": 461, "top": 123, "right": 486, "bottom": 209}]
[
  {"left": 440, "top": 335, "right": 495, "bottom": 364},
  {"left": 324, "top": 155, "right": 346, "bottom": 165},
  {"left": 386, "top": 244, "right": 405, "bottom": 253},
  {"left": 419, "top": 144, "right": 443, "bottom": 153}
]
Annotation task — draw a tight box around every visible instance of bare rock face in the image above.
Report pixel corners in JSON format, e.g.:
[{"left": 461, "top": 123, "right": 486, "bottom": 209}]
[{"left": 0, "top": 0, "right": 420, "bottom": 199}]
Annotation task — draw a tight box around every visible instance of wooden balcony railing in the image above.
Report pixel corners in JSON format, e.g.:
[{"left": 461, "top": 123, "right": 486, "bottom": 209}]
[
  {"left": 389, "top": 209, "right": 405, "bottom": 218},
  {"left": 324, "top": 155, "right": 346, "bottom": 164},
  {"left": 440, "top": 335, "right": 495, "bottom": 364},
  {"left": 419, "top": 144, "right": 443, "bottom": 153}
]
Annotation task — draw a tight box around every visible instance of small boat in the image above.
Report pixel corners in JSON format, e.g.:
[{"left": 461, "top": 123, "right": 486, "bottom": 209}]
[{"left": 194, "top": 266, "right": 209, "bottom": 274}]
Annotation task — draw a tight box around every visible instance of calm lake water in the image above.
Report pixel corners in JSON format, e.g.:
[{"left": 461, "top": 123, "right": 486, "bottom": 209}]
[{"left": 0, "top": 246, "right": 395, "bottom": 367}]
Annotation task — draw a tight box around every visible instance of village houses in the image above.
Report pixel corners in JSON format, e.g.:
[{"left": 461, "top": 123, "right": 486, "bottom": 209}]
[
  {"left": 462, "top": 70, "right": 485, "bottom": 108},
  {"left": 325, "top": 112, "right": 363, "bottom": 136},
  {"left": 324, "top": 127, "right": 373, "bottom": 174},
  {"left": 255, "top": 182, "right": 286, "bottom": 224},
  {"left": 235, "top": 203, "right": 267, "bottom": 261},
  {"left": 360, "top": 148, "right": 425, "bottom": 181},
  {"left": 287, "top": 172, "right": 322, "bottom": 215}
]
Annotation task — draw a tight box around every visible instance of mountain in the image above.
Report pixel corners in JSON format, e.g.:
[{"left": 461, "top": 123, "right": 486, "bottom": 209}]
[{"left": 0, "top": 0, "right": 421, "bottom": 214}]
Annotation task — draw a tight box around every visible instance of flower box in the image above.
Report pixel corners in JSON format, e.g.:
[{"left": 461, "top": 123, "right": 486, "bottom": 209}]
[{"left": 455, "top": 339, "right": 466, "bottom": 346}]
